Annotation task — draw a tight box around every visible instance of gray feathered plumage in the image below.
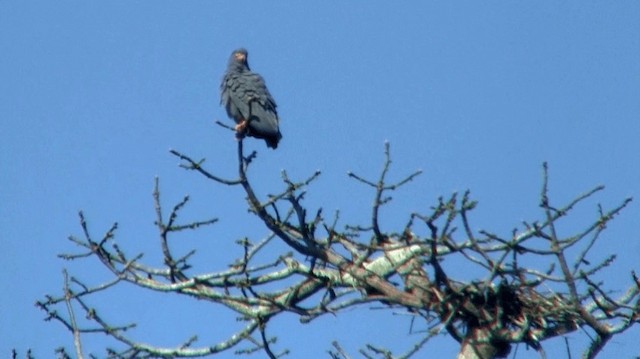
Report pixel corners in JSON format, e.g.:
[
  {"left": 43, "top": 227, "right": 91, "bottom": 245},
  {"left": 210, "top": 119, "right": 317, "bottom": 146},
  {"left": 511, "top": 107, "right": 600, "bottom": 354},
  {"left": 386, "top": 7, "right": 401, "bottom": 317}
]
[{"left": 220, "top": 48, "right": 282, "bottom": 149}]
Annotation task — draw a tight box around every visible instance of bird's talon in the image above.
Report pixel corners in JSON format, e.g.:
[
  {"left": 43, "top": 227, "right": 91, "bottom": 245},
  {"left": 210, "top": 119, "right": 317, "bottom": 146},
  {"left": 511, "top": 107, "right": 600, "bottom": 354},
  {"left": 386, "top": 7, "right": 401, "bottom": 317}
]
[
  {"left": 235, "top": 120, "right": 248, "bottom": 141},
  {"left": 235, "top": 119, "right": 248, "bottom": 134}
]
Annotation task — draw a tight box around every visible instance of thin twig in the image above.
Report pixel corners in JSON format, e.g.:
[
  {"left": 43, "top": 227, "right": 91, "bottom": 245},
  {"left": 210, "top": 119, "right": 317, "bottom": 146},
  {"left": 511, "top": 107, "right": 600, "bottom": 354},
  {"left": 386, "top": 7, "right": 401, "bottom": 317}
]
[{"left": 62, "top": 270, "right": 84, "bottom": 359}]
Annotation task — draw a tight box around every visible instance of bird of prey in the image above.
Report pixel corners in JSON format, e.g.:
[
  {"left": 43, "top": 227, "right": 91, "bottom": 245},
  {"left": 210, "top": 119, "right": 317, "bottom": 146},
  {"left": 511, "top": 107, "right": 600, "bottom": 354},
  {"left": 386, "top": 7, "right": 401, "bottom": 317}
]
[{"left": 220, "top": 48, "right": 282, "bottom": 149}]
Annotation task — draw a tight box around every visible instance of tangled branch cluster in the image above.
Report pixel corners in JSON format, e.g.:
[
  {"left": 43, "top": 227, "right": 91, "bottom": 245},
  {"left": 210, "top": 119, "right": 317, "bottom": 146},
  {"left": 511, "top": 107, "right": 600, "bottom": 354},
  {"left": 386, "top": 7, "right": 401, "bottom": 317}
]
[{"left": 37, "top": 142, "right": 639, "bottom": 358}]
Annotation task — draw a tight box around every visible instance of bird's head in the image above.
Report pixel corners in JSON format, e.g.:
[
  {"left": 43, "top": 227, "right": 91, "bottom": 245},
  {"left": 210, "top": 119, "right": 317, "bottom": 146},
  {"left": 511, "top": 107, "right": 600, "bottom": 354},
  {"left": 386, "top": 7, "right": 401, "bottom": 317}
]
[{"left": 228, "top": 48, "right": 250, "bottom": 71}]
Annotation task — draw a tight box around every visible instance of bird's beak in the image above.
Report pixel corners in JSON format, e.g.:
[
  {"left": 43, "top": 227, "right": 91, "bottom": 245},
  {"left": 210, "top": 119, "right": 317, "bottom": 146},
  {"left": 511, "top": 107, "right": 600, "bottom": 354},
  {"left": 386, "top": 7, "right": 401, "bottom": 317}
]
[{"left": 235, "top": 53, "right": 246, "bottom": 62}]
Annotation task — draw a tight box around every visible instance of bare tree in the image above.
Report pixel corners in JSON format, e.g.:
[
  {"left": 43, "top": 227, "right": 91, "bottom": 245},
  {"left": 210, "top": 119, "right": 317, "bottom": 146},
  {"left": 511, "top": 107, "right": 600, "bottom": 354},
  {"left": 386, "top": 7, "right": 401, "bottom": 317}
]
[{"left": 37, "top": 140, "right": 640, "bottom": 358}]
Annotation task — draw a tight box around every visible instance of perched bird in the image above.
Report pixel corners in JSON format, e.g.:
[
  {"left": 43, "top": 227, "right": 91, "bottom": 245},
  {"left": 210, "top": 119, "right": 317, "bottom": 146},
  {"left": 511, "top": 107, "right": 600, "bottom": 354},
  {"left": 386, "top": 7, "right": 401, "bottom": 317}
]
[{"left": 220, "top": 48, "right": 282, "bottom": 149}]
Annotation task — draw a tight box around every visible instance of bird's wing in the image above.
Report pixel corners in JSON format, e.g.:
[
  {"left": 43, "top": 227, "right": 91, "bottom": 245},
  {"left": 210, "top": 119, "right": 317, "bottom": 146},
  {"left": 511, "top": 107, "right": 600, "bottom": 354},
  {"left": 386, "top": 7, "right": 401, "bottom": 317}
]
[
  {"left": 221, "top": 72, "right": 250, "bottom": 122},
  {"left": 224, "top": 71, "right": 278, "bottom": 117}
]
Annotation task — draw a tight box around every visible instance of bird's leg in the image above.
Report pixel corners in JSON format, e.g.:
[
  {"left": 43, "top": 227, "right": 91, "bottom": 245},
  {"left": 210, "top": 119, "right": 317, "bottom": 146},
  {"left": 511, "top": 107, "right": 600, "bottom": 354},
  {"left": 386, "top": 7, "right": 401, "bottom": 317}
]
[
  {"left": 235, "top": 98, "right": 257, "bottom": 140},
  {"left": 235, "top": 119, "right": 249, "bottom": 139}
]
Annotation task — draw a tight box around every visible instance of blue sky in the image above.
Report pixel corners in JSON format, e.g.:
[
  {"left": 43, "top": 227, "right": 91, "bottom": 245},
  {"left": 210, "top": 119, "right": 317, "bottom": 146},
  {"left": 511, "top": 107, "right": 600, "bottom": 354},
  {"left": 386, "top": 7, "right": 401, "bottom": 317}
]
[{"left": 2, "top": 1, "right": 639, "bottom": 357}]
